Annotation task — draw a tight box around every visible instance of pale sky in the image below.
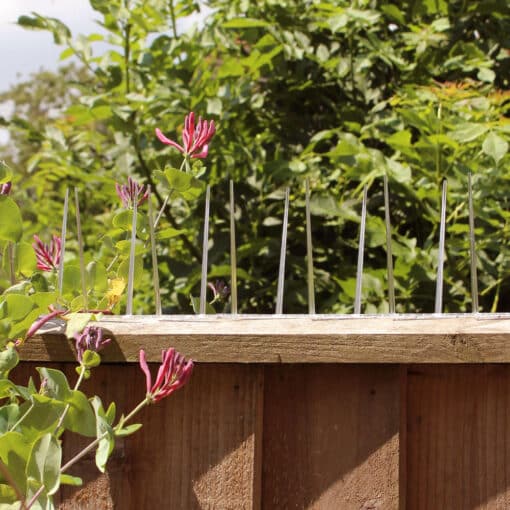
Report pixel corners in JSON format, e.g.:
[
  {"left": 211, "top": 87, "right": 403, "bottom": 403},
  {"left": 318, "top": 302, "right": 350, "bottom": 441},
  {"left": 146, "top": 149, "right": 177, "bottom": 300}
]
[
  {"left": 0, "top": 1, "right": 210, "bottom": 143},
  {"left": 0, "top": 0, "right": 100, "bottom": 91},
  {"left": 0, "top": 0, "right": 211, "bottom": 91}
]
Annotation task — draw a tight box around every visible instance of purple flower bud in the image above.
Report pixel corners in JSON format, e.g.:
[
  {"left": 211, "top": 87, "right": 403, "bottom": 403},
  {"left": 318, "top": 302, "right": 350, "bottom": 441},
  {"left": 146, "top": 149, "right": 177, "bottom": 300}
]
[
  {"left": 0, "top": 182, "right": 12, "bottom": 195},
  {"left": 207, "top": 280, "right": 231, "bottom": 303},
  {"left": 74, "top": 326, "right": 111, "bottom": 363},
  {"left": 115, "top": 177, "right": 149, "bottom": 208}
]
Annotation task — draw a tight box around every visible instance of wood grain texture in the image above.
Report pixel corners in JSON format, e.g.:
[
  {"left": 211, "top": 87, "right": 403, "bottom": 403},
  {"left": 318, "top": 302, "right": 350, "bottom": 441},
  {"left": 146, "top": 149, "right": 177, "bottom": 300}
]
[
  {"left": 262, "top": 365, "right": 400, "bottom": 509},
  {"left": 406, "top": 365, "right": 510, "bottom": 509},
  {"left": 12, "top": 362, "right": 264, "bottom": 510},
  {"left": 22, "top": 315, "right": 510, "bottom": 363}
]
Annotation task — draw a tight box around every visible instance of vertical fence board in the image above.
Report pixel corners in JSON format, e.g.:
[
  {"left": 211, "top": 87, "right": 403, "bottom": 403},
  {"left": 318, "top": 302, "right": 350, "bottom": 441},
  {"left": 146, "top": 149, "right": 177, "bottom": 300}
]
[
  {"left": 406, "top": 365, "right": 510, "bottom": 509},
  {"left": 14, "top": 362, "right": 264, "bottom": 510},
  {"left": 262, "top": 364, "right": 400, "bottom": 509}
]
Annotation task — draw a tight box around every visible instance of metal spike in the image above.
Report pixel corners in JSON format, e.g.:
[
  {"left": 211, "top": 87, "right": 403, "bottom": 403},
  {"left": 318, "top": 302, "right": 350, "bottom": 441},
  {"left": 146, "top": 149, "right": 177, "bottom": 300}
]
[
  {"left": 199, "top": 185, "right": 211, "bottom": 315},
  {"left": 57, "top": 188, "right": 69, "bottom": 297},
  {"left": 229, "top": 180, "right": 238, "bottom": 315},
  {"left": 275, "top": 188, "right": 290, "bottom": 314},
  {"left": 125, "top": 194, "right": 138, "bottom": 315},
  {"left": 434, "top": 179, "right": 447, "bottom": 314},
  {"left": 468, "top": 172, "right": 479, "bottom": 313},
  {"left": 354, "top": 185, "right": 368, "bottom": 314},
  {"left": 147, "top": 188, "right": 162, "bottom": 315},
  {"left": 74, "top": 188, "right": 88, "bottom": 311},
  {"left": 305, "top": 179, "right": 315, "bottom": 315},
  {"left": 383, "top": 175, "right": 395, "bottom": 313}
]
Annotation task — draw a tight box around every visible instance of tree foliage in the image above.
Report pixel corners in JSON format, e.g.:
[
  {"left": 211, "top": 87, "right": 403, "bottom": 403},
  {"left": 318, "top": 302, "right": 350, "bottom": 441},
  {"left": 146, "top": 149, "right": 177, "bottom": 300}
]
[{"left": 1, "top": 0, "right": 510, "bottom": 313}]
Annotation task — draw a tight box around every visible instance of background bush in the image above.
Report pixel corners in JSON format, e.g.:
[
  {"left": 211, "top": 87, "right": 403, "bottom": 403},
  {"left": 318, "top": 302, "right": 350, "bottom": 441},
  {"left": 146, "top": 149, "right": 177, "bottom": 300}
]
[{"left": 1, "top": 0, "right": 509, "bottom": 314}]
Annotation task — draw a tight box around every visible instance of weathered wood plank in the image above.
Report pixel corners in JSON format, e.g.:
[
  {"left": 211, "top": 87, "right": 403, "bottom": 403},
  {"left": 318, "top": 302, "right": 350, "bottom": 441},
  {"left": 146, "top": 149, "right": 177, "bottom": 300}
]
[
  {"left": 262, "top": 365, "right": 400, "bottom": 509},
  {"left": 21, "top": 315, "right": 510, "bottom": 363},
  {"left": 13, "top": 362, "right": 264, "bottom": 510},
  {"left": 406, "top": 365, "right": 510, "bottom": 509}
]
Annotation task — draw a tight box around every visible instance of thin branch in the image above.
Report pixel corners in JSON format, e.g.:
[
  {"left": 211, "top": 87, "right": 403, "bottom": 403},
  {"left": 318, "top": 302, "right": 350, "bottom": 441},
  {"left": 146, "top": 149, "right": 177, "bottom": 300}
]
[
  {"left": 169, "top": 0, "right": 179, "bottom": 40},
  {"left": 133, "top": 142, "right": 201, "bottom": 261}
]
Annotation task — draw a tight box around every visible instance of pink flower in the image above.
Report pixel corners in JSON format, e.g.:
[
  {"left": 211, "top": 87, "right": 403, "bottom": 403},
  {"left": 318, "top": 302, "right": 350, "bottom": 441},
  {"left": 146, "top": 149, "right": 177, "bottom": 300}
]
[
  {"left": 33, "top": 234, "right": 61, "bottom": 271},
  {"left": 0, "top": 182, "right": 11, "bottom": 195},
  {"left": 139, "top": 348, "right": 194, "bottom": 403},
  {"left": 155, "top": 112, "right": 216, "bottom": 159},
  {"left": 115, "top": 177, "right": 149, "bottom": 208}
]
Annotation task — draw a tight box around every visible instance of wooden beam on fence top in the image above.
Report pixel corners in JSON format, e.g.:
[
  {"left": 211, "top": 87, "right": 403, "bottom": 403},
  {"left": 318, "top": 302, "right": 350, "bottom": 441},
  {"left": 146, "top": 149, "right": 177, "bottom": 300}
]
[{"left": 20, "top": 313, "right": 510, "bottom": 364}]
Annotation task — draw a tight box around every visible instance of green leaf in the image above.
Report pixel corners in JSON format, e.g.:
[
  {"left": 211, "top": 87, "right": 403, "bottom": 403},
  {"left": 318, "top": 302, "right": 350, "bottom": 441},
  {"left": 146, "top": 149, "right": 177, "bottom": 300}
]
[
  {"left": 60, "top": 474, "right": 83, "bottom": 487},
  {"left": 36, "top": 368, "right": 72, "bottom": 401},
  {"left": 117, "top": 256, "right": 143, "bottom": 286},
  {"left": 0, "top": 379, "right": 23, "bottom": 399},
  {"left": 63, "top": 390, "right": 96, "bottom": 437},
  {"left": 482, "top": 132, "right": 508, "bottom": 165},
  {"left": 112, "top": 209, "right": 133, "bottom": 230},
  {"left": 105, "top": 402, "right": 116, "bottom": 425},
  {"left": 366, "top": 216, "right": 387, "bottom": 248},
  {"left": 0, "top": 431, "right": 31, "bottom": 494},
  {"left": 4, "top": 294, "right": 35, "bottom": 322},
  {"left": 156, "top": 227, "right": 182, "bottom": 240},
  {"left": 82, "top": 350, "right": 101, "bottom": 368},
  {"left": 114, "top": 423, "right": 142, "bottom": 437},
  {"left": 64, "top": 313, "right": 93, "bottom": 339},
  {"left": 20, "top": 395, "right": 65, "bottom": 437},
  {"left": 0, "top": 404, "right": 20, "bottom": 434},
  {"left": 0, "top": 347, "right": 19, "bottom": 376},
  {"left": 309, "top": 193, "right": 343, "bottom": 217},
  {"left": 190, "top": 296, "right": 216, "bottom": 314},
  {"left": 90, "top": 397, "right": 115, "bottom": 473},
  {"left": 0, "top": 161, "right": 12, "bottom": 184},
  {"left": 0, "top": 197, "right": 22, "bottom": 243},
  {"left": 86, "top": 261, "right": 108, "bottom": 294},
  {"left": 0, "top": 483, "right": 17, "bottom": 504},
  {"left": 26, "top": 433, "right": 61, "bottom": 496},
  {"left": 62, "top": 265, "right": 83, "bottom": 297},
  {"left": 164, "top": 168, "right": 193, "bottom": 192},
  {"left": 115, "top": 239, "right": 145, "bottom": 257},
  {"left": 222, "top": 18, "right": 269, "bottom": 28},
  {"left": 206, "top": 97, "right": 222, "bottom": 115},
  {"left": 477, "top": 67, "right": 495, "bottom": 83},
  {"left": 15, "top": 242, "right": 37, "bottom": 276},
  {"left": 449, "top": 123, "right": 488, "bottom": 143}
]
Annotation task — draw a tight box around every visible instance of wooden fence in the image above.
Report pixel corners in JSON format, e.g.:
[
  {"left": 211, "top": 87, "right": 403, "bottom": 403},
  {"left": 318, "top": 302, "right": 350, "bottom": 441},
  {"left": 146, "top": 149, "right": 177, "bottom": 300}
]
[{"left": 18, "top": 315, "right": 510, "bottom": 509}]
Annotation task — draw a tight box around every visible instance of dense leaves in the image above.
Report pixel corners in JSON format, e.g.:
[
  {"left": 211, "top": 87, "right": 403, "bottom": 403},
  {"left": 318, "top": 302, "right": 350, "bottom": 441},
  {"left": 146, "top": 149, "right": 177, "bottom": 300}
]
[{"left": 0, "top": 0, "right": 509, "bottom": 313}]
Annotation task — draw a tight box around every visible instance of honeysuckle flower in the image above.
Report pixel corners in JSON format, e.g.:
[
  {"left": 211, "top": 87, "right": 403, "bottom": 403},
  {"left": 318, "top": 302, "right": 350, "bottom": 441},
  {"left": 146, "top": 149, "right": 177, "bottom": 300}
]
[
  {"left": 33, "top": 234, "right": 61, "bottom": 271},
  {"left": 155, "top": 112, "right": 216, "bottom": 159},
  {"left": 0, "top": 182, "right": 11, "bottom": 195},
  {"left": 208, "top": 280, "right": 230, "bottom": 303},
  {"left": 74, "top": 326, "right": 111, "bottom": 362},
  {"left": 115, "top": 177, "right": 149, "bottom": 208},
  {"left": 139, "top": 348, "right": 194, "bottom": 403}
]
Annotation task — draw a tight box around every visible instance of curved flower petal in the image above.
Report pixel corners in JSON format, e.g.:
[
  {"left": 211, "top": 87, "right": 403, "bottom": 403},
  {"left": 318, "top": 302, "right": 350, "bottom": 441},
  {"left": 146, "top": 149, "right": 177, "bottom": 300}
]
[
  {"left": 190, "top": 144, "right": 209, "bottom": 159},
  {"left": 155, "top": 128, "right": 185, "bottom": 153},
  {"left": 139, "top": 349, "right": 152, "bottom": 395}
]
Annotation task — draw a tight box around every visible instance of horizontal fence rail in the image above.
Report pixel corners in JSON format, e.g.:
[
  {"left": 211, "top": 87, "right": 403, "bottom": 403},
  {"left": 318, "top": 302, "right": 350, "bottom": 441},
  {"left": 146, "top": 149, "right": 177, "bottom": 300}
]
[{"left": 24, "top": 314, "right": 510, "bottom": 364}]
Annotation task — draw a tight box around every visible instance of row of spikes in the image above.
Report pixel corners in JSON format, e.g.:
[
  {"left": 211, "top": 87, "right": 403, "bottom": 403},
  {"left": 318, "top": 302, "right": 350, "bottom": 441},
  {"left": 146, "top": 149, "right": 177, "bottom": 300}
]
[{"left": 58, "top": 174, "right": 478, "bottom": 316}]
